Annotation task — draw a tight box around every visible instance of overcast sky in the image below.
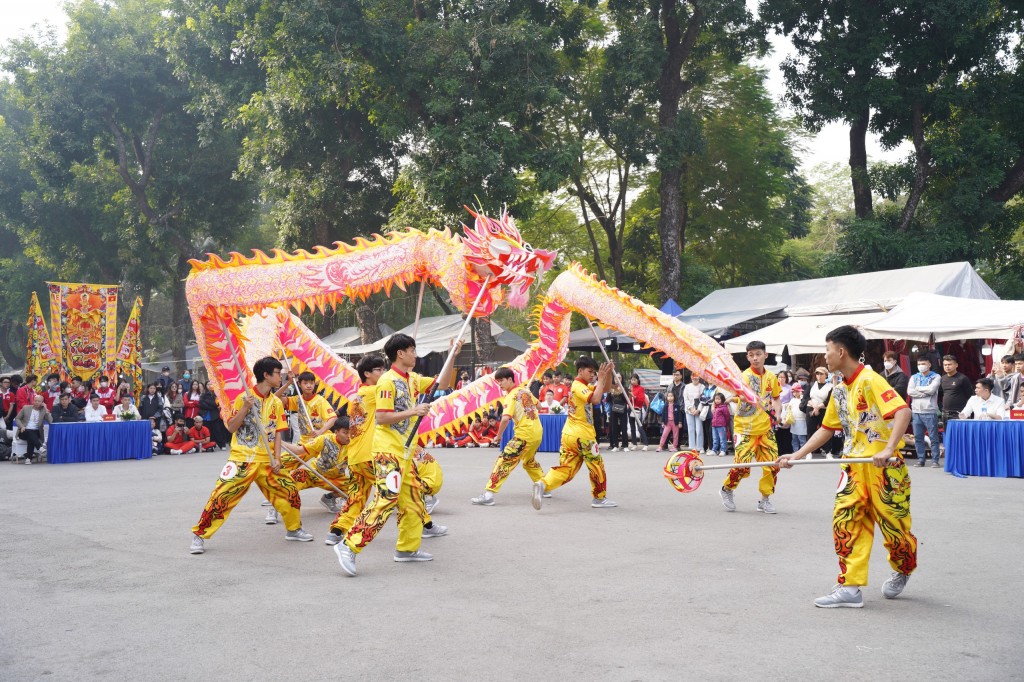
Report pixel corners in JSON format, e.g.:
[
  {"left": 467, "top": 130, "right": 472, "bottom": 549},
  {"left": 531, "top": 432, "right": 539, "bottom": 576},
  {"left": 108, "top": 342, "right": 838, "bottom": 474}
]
[{"left": 1, "top": 0, "right": 906, "bottom": 174}]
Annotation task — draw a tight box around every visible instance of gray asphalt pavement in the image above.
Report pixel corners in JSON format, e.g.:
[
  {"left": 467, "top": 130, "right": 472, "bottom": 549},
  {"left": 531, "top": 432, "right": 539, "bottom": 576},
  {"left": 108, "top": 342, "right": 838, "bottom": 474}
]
[{"left": 1, "top": 446, "right": 1021, "bottom": 681}]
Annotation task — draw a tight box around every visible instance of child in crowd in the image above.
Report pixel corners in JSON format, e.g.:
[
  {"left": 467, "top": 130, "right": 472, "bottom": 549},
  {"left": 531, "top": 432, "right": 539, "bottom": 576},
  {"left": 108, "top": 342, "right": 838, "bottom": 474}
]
[
  {"left": 150, "top": 418, "right": 164, "bottom": 455},
  {"left": 710, "top": 393, "right": 731, "bottom": 457},
  {"left": 656, "top": 392, "right": 682, "bottom": 452},
  {"left": 789, "top": 383, "right": 808, "bottom": 452}
]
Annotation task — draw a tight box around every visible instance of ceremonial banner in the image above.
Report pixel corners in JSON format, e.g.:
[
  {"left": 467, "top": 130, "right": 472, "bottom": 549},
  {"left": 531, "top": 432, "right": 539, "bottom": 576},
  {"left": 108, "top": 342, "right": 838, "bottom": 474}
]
[
  {"left": 115, "top": 297, "right": 144, "bottom": 397},
  {"left": 48, "top": 282, "right": 119, "bottom": 381},
  {"left": 25, "top": 292, "right": 59, "bottom": 378}
]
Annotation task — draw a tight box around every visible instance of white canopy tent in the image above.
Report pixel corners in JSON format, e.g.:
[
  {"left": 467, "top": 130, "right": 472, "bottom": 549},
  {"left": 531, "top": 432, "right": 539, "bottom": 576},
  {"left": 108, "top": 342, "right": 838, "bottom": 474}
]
[
  {"left": 724, "top": 312, "right": 888, "bottom": 355},
  {"left": 338, "top": 314, "right": 529, "bottom": 362},
  {"left": 320, "top": 323, "right": 395, "bottom": 352},
  {"left": 860, "top": 292, "right": 1024, "bottom": 342}
]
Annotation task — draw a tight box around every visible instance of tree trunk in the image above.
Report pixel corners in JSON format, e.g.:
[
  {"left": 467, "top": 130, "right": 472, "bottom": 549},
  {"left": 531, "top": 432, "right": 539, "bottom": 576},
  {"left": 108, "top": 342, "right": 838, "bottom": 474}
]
[
  {"left": 356, "top": 304, "right": 383, "bottom": 344},
  {"left": 171, "top": 253, "right": 191, "bottom": 364},
  {"left": 898, "top": 101, "right": 929, "bottom": 231},
  {"left": 0, "top": 319, "right": 26, "bottom": 369},
  {"left": 658, "top": 166, "right": 684, "bottom": 303},
  {"left": 850, "top": 107, "right": 873, "bottom": 219},
  {"left": 471, "top": 316, "right": 496, "bottom": 364}
]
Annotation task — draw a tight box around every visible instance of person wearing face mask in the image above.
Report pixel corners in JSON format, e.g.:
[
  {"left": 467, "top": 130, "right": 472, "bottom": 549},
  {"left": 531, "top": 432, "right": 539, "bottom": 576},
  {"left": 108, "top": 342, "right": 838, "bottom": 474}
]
[
  {"left": 908, "top": 357, "right": 941, "bottom": 467},
  {"left": 881, "top": 351, "right": 908, "bottom": 402}
]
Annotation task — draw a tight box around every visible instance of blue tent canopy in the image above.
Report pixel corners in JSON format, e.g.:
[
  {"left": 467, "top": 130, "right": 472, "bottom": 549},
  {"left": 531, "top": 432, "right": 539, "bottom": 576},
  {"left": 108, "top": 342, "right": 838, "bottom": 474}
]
[{"left": 659, "top": 298, "right": 684, "bottom": 317}]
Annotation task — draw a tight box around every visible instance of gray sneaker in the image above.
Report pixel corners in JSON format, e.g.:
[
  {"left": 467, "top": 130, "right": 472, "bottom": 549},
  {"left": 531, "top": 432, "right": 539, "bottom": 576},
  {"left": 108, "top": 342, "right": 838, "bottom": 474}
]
[
  {"left": 931, "top": 460, "right": 942, "bottom": 468},
  {"left": 324, "top": 532, "right": 343, "bottom": 546},
  {"left": 531, "top": 481, "right": 545, "bottom": 510},
  {"left": 814, "top": 585, "right": 863, "bottom": 608},
  {"left": 542, "top": 491, "right": 552, "bottom": 498},
  {"left": 394, "top": 549, "right": 433, "bottom": 562},
  {"left": 471, "top": 492, "right": 495, "bottom": 506},
  {"left": 591, "top": 498, "right": 618, "bottom": 508},
  {"left": 421, "top": 523, "right": 448, "bottom": 538},
  {"left": 285, "top": 528, "right": 314, "bottom": 542},
  {"left": 758, "top": 497, "right": 777, "bottom": 514},
  {"left": 320, "top": 494, "right": 341, "bottom": 514},
  {"left": 334, "top": 542, "right": 357, "bottom": 576},
  {"left": 261, "top": 500, "right": 272, "bottom": 507},
  {"left": 720, "top": 487, "right": 736, "bottom": 512},
  {"left": 189, "top": 535, "right": 205, "bottom": 555},
  {"left": 882, "top": 572, "right": 910, "bottom": 599},
  {"left": 264, "top": 508, "right": 279, "bottom": 525},
  {"left": 425, "top": 495, "right": 439, "bottom": 514}
]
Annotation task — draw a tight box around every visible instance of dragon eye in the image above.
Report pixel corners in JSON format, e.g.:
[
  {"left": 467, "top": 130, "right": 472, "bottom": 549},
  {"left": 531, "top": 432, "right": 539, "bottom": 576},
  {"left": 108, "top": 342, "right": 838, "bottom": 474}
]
[
  {"left": 488, "top": 240, "right": 513, "bottom": 257},
  {"left": 523, "top": 243, "right": 534, "bottom": 252}
]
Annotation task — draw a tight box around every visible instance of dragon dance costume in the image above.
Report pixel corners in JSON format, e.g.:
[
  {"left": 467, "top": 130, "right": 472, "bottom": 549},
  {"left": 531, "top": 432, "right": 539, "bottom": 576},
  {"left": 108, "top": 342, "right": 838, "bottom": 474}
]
[
  {"left": 723, "top": 367, "right": 781, "bottom": 498},
  {"left": 539, "top": 379, "right": 608, "bottom": 499}
]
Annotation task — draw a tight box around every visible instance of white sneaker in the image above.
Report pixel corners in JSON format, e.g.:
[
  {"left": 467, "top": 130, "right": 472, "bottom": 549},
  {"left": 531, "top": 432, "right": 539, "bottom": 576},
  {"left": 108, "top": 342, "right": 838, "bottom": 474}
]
[
  {"left": 757, "top": 497, "right": 777, "bottom": 514},
  {"left": 324, "top": 532, "right": 343, "bottom": 546},
  {"left": 882, "top": 572, "right": 910, "bottom": 599},
  {"left": 421, "top": 523, "right": 448, "bottom": 538},
  {"left": 319, "top": 494, "right": 340, "bottom": 514},
  {"left": 334, "top": 542, "right": 357, "bottom": 576},
  {"left": 642, "top": 445, "right": 649, "bottom": 451},
  {"left": 814, "top": 585, "right": 863, "bottom": 608},
  {"left": 394, "top": 549, "right": 433, "bottom": 562},
  {"left": 425, "top": 495, "right": 439, "bottom": 514},
  {"left": 531, "top": 481, "right": 545, "bottom": 510},
  {"left": 170, "top": 449, "right": 181, "bottom": 455},
  {"left": 189, "top": 535, "right": 205, "bottom": 554},
  {"left": 285, "top": 528, "right": 314, "bottom": 542},
  {"left": 591, "top": 498, "right": 618, "bottom": 508},
  {"left": 610, "top": 447, "right": 619, "bottom": 452},
  {"left": 264, "top": 508, "right": 279, "bottom": 525},
  {"left": 720, "top": 487, "right": 736, "bottom": 512},
  {"left": 471, "top": 492, "right": 495, "bottom": 506}
]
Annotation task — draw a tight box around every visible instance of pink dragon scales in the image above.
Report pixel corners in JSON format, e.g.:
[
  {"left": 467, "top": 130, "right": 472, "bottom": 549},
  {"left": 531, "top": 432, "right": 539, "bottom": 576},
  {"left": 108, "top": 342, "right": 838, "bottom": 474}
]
[{"left": 185, "top": 209, "right": 756, "bottom": 441}]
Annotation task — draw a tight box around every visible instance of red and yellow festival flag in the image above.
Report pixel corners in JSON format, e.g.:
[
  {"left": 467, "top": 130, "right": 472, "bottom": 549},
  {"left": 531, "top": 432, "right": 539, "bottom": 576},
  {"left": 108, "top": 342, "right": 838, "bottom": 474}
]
[
  {"left": 48, "top": 282, "right": 119, "bottom": 382},
  {"left": 25, "top": 292, "right": 59, "bottom": 378},
  {"left": 115, "top": 297, "right": 144, "bottom": 397}
]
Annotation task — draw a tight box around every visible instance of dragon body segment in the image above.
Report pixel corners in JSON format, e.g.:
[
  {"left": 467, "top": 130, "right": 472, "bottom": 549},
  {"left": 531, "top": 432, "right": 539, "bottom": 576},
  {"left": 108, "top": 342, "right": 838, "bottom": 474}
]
[{"left": 185, "top": 211, "right": 755, "bottom": 442}]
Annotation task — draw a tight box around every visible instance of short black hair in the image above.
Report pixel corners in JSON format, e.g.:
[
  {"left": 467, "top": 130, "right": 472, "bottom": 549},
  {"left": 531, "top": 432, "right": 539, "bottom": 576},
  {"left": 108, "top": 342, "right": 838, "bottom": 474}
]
[
  {"left": 942, "top": 355, "right": 957, "bottom": 363},
  {"left": 977, "top": 377, "right": 994, "bottom": 391},
  {"left": 25, "top": 374, "right": 38, "bottom": 384},
  {"left": 494, "top": 367, "right": 515, "bottom": 381},
  {"left": 296, "top": 371, "right": 316, "bottom": 383},
  {"left": 1014, "top": 353, "right": 1024, "bottom": 362},
  {"left": 542, "top": 370, "right": 553, "bottom": 379},
  {"left": 356, "top": 354, "right": 387, "bottom": 382},
  {"left": 384, "top": 333, "right": 416, "bottom": 362},
  {"left": 46, "top": 372, "right": 60, "bottom": 381},
  {"left": 575, "top": 355, "right": 598, "bottom": 372},
  {"left": 745, "top": 341, "right": 766, "bottom": 352},
  {"left": 1001, "top": 355, "right": 1014, "bottom": 364},
  {"left": 824, "top": 325, "right": 866, "bottom": 358},
  {"left": 332, "top": 416, "right": 351, "bottom": 432},
  {"left": 253, "top": 356, "right": 283, "bottom": 383}
]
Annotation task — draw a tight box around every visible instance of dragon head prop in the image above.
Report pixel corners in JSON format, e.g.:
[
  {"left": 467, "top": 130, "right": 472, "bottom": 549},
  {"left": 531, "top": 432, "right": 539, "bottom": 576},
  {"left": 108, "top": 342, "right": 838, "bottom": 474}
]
[{"left": 461, "top": 207, "right": 556, "bottom": 312}]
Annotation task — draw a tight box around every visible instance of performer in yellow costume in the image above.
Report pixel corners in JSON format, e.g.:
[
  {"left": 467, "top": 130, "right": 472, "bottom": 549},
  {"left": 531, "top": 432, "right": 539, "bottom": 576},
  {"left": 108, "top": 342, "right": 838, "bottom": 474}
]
[
  {"left": 532, "top": 355, "right": 616, "bottom": 510},
  {"left": 281, "top": 417, "right": 350, "bottom": 495},
  {"left": 471, "top": 367, "right": 545, "bottom": 506},
  {"left": 412, "top": 446, "right": 445, "bottom": 534},
  {"left": 720, "top": 340, "right": 782, "bottom": 514},
  {"left": 189, "top": 356, "right": 313, "bottom": 554},
  {"left": 324, "top": 354, "right": 386, "bottom": 546},
  {"left": 781, "top": 325, "right": 916, "bottom": 608},
  {"left": 333, "top": 333, "right": 459, "bottom": 577}
]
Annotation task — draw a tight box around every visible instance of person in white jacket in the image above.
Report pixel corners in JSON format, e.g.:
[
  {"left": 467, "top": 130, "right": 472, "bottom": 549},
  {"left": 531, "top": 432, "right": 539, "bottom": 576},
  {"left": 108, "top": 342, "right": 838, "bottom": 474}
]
[
  {"left": 959, "top": 378, "right": 1008, "bottom": 421},
  {"left": 908, "top": 357, "right": 941, "bottom": 467}
]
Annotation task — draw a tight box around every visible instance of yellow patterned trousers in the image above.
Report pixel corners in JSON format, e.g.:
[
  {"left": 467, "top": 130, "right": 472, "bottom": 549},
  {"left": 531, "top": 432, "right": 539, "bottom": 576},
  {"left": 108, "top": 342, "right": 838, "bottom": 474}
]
[
  {"left": 834, "top": 461, "right": 917, "bottom": 586},
  {"left": 540, "top": 435, "right": 607, "bottom": 499},
  {"left": 722, "top": 431, "right": 779, "bottom": 497},
  {"left": 344, "top": 452, "right": 427, "bottom": 554},
  {"left": 192, "top": 460, "right": 302, "bottom": 537},
  {"left": 485, "top": 436, "right": 544, "bottom": 492},
  {"left": 330, "top": 460, "right": 374, "bottom": 535}
]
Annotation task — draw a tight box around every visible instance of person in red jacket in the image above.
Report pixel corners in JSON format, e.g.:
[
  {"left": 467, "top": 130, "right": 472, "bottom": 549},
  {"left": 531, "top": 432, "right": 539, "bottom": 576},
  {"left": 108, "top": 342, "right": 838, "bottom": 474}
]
[
  {"left": 183, "top": 381, "right": 203, "bottom": 421},
  {"left": 165, "top": 418, "right": 197, "bottom": 454},
  {"left": 188, "top": 416, "right": 218, "bottom": 451},
  {"left": 16, "top": 374, "right": 39, "bottom": 413},
  {"left": 95, "top": 377, "right": 116, "bottom": 414}
]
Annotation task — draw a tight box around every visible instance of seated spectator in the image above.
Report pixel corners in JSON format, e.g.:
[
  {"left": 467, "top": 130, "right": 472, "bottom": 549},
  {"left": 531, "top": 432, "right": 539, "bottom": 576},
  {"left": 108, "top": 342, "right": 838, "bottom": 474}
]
[
  {"left": 15, "top": 394, "right": 51, "bottom": 464},
  {"left": 70, "top": 376, "right": 88, "bottom": 408},
  {"left": 51, "top": 392, "right": 83, "bottom": 423},
  {"left": 95, "top": 377, "right": 116, "bottom": 414},
  {"left": 83, "top": 394, "right": 107, "bottom": 423},
  {"left": 451, "top": 422, "right": 474, "bottom": 447},
  {"left": 960, "top": 378, "right": 1009, "bottom": 421},
  {"left": 467, "top": 416, "right": 490, "bottom": 445},
  {"left": 112, "top": 394, "right": 141, "bottom": 420},
  {"left": 43, "top": 373, "right": 62, "bottom": 410},
  {"left": 481, "top": 415, "right": 499, "bottom": 443},
  {"left": 539, "top": 390, "right": 560, "bottom": 414},
  {"left": 149, "top": 418, "right": 164, "bottom": 455},
  {"left": 188, "top": 415, "right": 218, "bottom": 451},
  {"left": 164, "top": 418, "right": 197, "bottom": 455}
]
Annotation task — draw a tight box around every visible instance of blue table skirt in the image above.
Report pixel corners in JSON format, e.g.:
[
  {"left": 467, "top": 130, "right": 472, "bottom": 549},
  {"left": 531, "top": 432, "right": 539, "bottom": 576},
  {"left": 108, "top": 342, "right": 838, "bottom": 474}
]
[
  {"left": 48, "top": 421, "right": 153, "bottom": 464},
  {"left": 944, "top": 419, "right": 1024, "bottom": 478},
  {"left": 499, "top": 414, "right": 567, "bottom": 453}
]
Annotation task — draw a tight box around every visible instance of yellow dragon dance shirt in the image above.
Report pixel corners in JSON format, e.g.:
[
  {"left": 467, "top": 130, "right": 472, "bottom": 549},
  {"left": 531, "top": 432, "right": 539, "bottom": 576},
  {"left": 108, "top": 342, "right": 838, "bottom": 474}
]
[
  {"left": 346, "top": 384, "right": 377, "bottom": 466},
  {"left": 823, "top": 365, "right": 908, "bottom": 458},
  {"left": 285, "top": 393, "right": 337, "bottom": 444},
  {"left": 228, "top": 389, "right": 288, "bottom": 464},
  {"left": 302, "top": 431, "right": 348, "bottom": 477},
  {"left": 502, "top": 385, "right": 543, "bottom": 443},
  {"left": 563, "top": 379, "right": 596, "bottom": 443},
  {"left": 733, "top": 367, "right": 780, "bottom": 436},
  {"left": 372, "top": 368, "right": 434, "bottom": 455}
]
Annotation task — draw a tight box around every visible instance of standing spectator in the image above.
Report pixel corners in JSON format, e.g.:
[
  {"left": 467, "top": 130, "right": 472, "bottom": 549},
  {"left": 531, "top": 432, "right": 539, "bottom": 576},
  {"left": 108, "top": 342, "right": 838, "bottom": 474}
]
[
  {"left": 550, "top": 372, "right": 570, "bottom": 405},
  {"left": 156, "top": 366, "right": 174, "bottom": 394},
  {"left": 95, "top": 376, "right": 116, "bottom": 414},
  {"left": 113, "top": 394, "right": 141, "bottom": 420},
  {"left": 456, "top": 370, "right": 471, "bottom": 390},
  {"left": 683, "top": 372, "right": 704, "bottom": 451},
  {"left": 70, "top": 376, "right": 88, "bottom": 408},
  {"left": 16, "top": 374, "right": 39, "bottom": 413},
  {"left": 668, "top": 369, "right": 685, "bottom": 406},
  {"left": 189, "top": 415, "right": 217, "bottom": 451},
  {"left": 776, "top": 370, "right": 793, "bottom": 455},
  {"left": 165, "top": 382, "right": 184, "bottom": 423},
  {"left": 801, "top": 368, "right": 832, "bottom": 455},
  {"left": 183, "top": 381, "right": 203, "bottom": 422},
  {"left": 908, "top": 357, "right": 941, "bottom": 467},
  {"left": 1, "top": 376, "right": 16, "bottom": 424},
  {"left": 699, "top": 380, "right": 717, "bottom": 453},
  {"left": 939, "top": 355, "right": 972, "bottom": 424},
  {"left": 959, "top": 378, "right": 1008, "bottom": 421},
  {"left": 989, "top": 354, "right": 1018, "bottom": 405},
  {"left": 165, "top": 417, "right": 197, "bottom": 455},
  {"left": 628, "top": 374, "right": 649, "bottom": 451},
  {"left": 200, "top": 380, "right": 228, "bottom": 448},
  {"left": 43, "top": 373, "right": 62, "bottom": 410},
  {"left": 657, "top": 392, "right": 682, "bottom": 452},
  {"left": 177, "top": 368, "right": 194, "bottom": 395},
  {"left": 51, "top": 393, "right": 82, "bottom": 422},
  {"left": 789, "top": 383, "right": 808, "bottom": 452},
  {"left": 115, "top": 380, "right": 133, "bottom": 405},
  {"left": 607, "top": 381, "right": 630, "bottom": 451},
  {"left": 710, "top": 392, "right": 732, "bottom": 457},
  {"left": 882, "top": 351, "right": 909, "bottom": 402},
  {"left": 138, "top": 384, "right": 164, "bottom": 422},
  {"left": 1012, "top": 354, "right": 1024, "bottom": 408},
  {"left": 83, "top": 394, "right": 107, "bottom": 422},
  {"left": 15, "top": 394, "right": 51, "bottom": 464}
]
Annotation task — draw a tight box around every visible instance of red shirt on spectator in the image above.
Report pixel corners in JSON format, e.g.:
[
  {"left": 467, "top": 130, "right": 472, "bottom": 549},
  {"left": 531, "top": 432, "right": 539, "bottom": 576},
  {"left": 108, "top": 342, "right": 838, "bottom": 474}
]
[
  {"left": 189, "top": 425, "right": 210, "bottom": 442},
  {"left": 16, "top": 384, "right": 37, "bottom": 412},
  {"left": 2, "top": 388, "right": 17, "bottom": 417},
  {"left": 95, "top": 386, "right": 116, "bottom": 414},
  {"left": 550, "top": 383, "right": 569, "bottom": 404}
]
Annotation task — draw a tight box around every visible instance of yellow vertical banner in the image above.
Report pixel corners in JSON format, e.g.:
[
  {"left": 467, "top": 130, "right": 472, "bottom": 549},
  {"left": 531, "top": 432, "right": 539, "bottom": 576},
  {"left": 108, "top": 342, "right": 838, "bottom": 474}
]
[
  {"left": 115, "top": 297, "right": 144, "bottom": 397},
  {"left": 47, "top": 282, "right": 119, "bottom": 381},
  {"left": 25, "top": 292, "right": 59, "bottom": 378}
]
